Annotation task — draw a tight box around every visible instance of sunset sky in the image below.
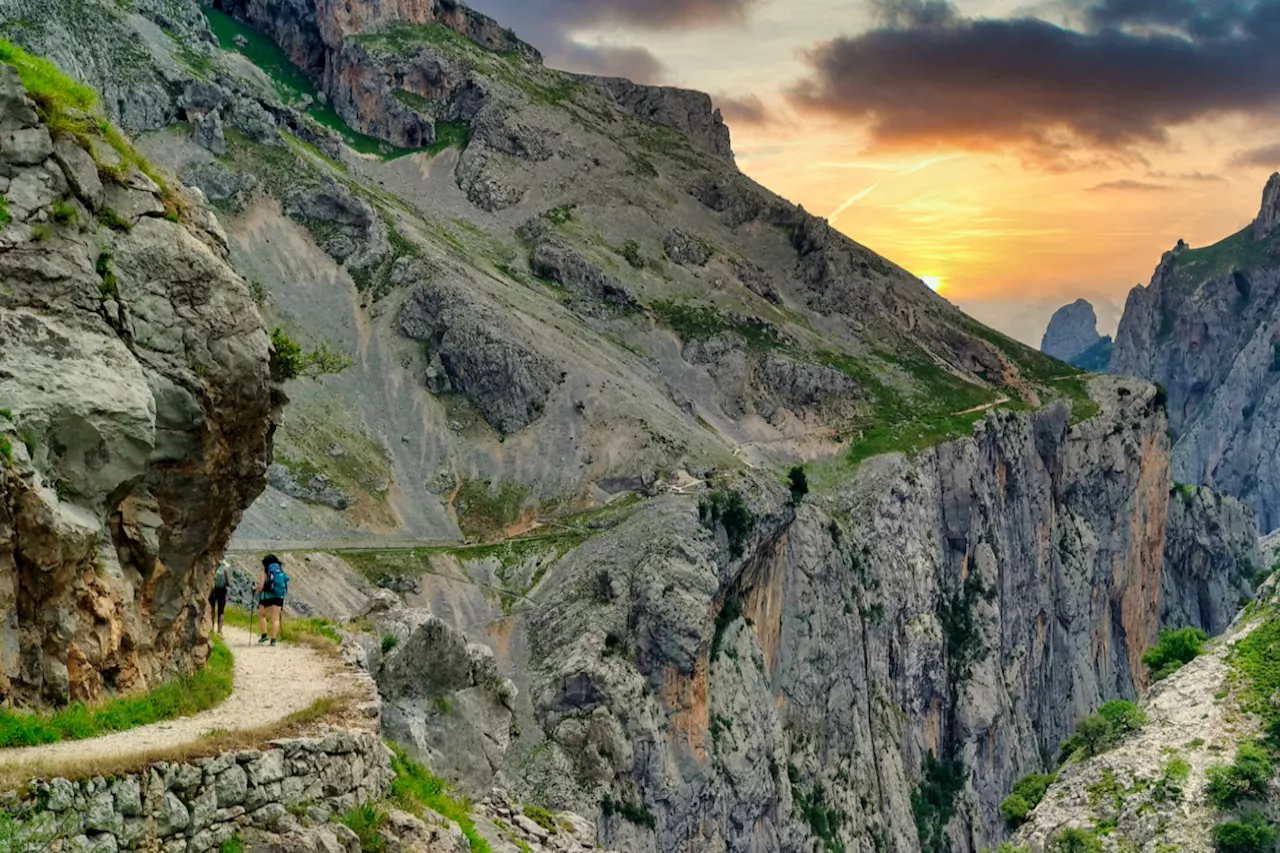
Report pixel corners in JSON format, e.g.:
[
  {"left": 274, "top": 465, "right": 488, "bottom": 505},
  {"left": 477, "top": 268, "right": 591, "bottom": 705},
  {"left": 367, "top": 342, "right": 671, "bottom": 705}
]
[{"left": 471, "top": 0, "right": 1280, "bottom": 345}]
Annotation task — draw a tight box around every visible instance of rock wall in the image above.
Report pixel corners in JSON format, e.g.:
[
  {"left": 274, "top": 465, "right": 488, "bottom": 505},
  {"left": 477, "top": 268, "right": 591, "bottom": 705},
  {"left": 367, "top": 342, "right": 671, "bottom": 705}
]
[
  {"left": 1111, "top": 173, "right": 1280, "bottom": 531},
  {"left": 1161, "top": 485, "right": 1261, "bottom": 636},
  {"left": 6, "top": 732, "right": 392, "bottom": 853},
  {"left": 513, "top": 377, "right": 1246, "bottom": 853},
  {"left": 0, "top": 67, "right": 278, "bottom": 706}
]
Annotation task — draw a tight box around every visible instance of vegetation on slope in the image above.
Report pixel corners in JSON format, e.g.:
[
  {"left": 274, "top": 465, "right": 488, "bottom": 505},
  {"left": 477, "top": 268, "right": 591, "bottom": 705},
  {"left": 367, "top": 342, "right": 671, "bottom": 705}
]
[
  {"left": 0, "top": 637, "right": 233, "bottom": 747},
  {"left": 1143, "top": 626, "right": 1208, "bottom": 682}
]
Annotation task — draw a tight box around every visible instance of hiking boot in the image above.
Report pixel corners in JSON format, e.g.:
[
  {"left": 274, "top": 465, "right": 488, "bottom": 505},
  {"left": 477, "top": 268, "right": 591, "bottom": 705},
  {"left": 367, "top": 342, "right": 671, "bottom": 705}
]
[
  {"left": 270, "top": 639, "right": 277, "bottom": 647},
  {"left": 258, "top": 634, "right": 269, "bottom": 644}
]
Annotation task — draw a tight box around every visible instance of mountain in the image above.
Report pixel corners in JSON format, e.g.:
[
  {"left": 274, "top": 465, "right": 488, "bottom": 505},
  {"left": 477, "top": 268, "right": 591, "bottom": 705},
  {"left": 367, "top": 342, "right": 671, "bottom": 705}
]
[
  {"left": 1041, "top": 298, "right": 1112, "bottom": 372},
  {"left": 0, "top": 3, "right": 1266, "bottom": 853},
  {"left": 1111, "top": 174, "right": 1280, "bottom": 531}
]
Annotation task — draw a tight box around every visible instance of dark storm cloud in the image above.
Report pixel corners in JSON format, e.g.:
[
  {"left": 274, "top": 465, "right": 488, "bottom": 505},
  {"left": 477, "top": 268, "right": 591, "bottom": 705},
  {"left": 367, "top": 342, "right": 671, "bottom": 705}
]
[
  {"left": 790, "top": 0, "right": 1280, "bottom": 155},
  {"left": 468, "top": 0, "right": 758, "bottom": 81},
  {"left": 715, "top": 94, "right": 770, "bottom": 125},
  {"left": 1230, "top": 143, "right": 1280, "bottom": 167}
]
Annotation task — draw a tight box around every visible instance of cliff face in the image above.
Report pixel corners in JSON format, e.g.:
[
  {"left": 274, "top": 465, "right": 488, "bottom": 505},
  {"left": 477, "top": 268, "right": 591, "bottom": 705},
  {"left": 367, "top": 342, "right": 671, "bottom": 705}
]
[
  {"left": 510, "top": 377, "right": 1246, "bottom": 853},
  {"left": 0, "top": 66, "right": 277, "bottom": 706},
  {"left": 1111, "top": 175, "right": 1280, "bottom": 531}
]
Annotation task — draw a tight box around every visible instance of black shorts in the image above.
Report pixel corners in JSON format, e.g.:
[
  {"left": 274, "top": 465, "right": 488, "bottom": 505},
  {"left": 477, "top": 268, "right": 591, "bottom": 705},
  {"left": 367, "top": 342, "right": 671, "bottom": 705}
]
[
  {"left": 260, "top": 597, "right": 284, "bottom": 609},
  {"left": 208, "top": 588, "right": 227, "bottom": 616}
]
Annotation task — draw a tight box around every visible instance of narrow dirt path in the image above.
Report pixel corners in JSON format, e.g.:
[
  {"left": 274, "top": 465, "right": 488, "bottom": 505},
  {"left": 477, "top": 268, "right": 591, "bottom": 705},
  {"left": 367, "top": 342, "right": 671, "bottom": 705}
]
[
  {"left": 954, "top": 396, "right": 1012, "bottom": 416},
  {"left": 0, "top": 625, "right": 355, "bottom": 773}
]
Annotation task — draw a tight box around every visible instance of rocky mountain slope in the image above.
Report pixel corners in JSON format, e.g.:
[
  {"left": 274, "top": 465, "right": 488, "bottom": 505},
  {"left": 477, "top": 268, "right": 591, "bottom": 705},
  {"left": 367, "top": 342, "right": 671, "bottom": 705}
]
[
  {"left": 0, "top": 58, "right": 278, "bottom": 707},
  {"left": 0, "top": 3, "right": 1268, "bottom": 853},
  {"left": 1015, "top": 576, "right": 1280, "bottom": 853},
  {"left": 4, "top": 0, "right": 1118, "bottom": 549},
  {"left": 1111, "top": 175, "right": 1280, "bottom": 531},
  {"left": 1041, "top": 299, "right": 1111, "bottom": 372}
]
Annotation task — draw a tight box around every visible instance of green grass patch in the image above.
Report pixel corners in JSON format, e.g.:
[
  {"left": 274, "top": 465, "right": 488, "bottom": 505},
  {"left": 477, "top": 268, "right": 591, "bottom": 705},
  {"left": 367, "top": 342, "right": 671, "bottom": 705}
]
[
  {"left": 0, "top": 436, "right": 12, "bottom": 465},
  {"left": 0, "top": 38, "right": 96, "bottom": 123},
  {"left": 650, "top": 300, "right": 787, "bottom": 351},
  {"left": 1206, "top": 743, "right": 1273, "bottom": 809},
  {"left": 1143, "top": 626, "right": 1208, "bottom": 682},
  {"left": 1000, "top": 773, "right": 1055, "bottom": 827},
  {"left": 52, "top": 200, "right": 76, "bottom": 225},
  {"left": 1213, "top": 813, "right": 1276, "bottom": 853},
  {"left": 0, "top": 636, "right": 233, "bottom": 747},
  {"left": 424, "top": 121, "right": 470, "bottom": 156},
  {"left": 601, "top": 795, "right": 656, "bottom": 830},
  {"left": 522, "top": 805, "right": 556, "bottom": 833},
  {"left": 1059, "top": 700, "right": 1147, "bottom": 763},
  {"left": 225, "top": 605, "right": 340, "bottom": 646},
  {"left": 912, "top": 752, "right": 964, "bottom": 853},
  {"left": 1052, "top": 827, "right": 1102, "bottom": 853},
  {"left": 1172, "top": 227, "right": 1280, "bottom": 290},
  {"left": 0, "top": 195, "right": 11, "bottom": 229},
  {"left": 338, "top": 804, "right": 386, "bottom": 853},
  {"left": 388, "top": 743, "right": 493, "bottom": 853},
  {"left": 454, "top": 479, "right": 532, "bottom": 542},
  {"left": 218, "top": 836, "right": 244, "bottom": 853}
]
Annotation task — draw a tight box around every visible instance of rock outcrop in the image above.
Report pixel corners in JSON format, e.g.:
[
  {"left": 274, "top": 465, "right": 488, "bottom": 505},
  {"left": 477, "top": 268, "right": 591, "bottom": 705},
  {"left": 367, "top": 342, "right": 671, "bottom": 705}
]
[
  {"left": 398, "top": 280, "right": 562, "bottom": 436},
  {"left": 1041, "top": 298, "right": 1110, "bottom": 368},
  {"left": 1111, "top": 173, "right": 1280, "bottom": 531},
  {"left": 366, "top": 605, "right": 519, "bottom": 797},
  {"left": 0, "top": 67, "right": 277, "bottom": 706}
]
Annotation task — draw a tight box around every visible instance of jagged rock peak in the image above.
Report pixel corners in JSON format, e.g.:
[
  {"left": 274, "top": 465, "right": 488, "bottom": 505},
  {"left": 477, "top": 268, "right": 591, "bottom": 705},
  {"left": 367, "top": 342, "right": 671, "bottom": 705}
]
[
  {"left": 1253, "top": 171, "right": 1280, "bottom": 241},
  {"left": 1041, "top": 298, "right": 1103, "bottom": 363}
]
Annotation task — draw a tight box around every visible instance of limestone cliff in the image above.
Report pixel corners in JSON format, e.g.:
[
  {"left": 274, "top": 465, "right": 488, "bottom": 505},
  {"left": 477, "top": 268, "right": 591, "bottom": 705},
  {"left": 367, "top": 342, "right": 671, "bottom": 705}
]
[
  {"left": 1111, "top": 174, "right": 1280, "bottom": 531},
  {"left": 0, "top": 65, "right": 277, "bottom": 706},
  {"left": 502, "top": 377, "right": 1245, "bottom": 853}
]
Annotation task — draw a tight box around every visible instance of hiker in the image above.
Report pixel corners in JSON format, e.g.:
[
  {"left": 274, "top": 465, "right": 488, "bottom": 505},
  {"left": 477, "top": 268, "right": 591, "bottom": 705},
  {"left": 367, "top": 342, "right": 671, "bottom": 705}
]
[
  {"left": 210, "top": 559, "right": 230, "bottom": 634},
  {"left": 256, "top": 554, "right": 289, "bottom": 647}
]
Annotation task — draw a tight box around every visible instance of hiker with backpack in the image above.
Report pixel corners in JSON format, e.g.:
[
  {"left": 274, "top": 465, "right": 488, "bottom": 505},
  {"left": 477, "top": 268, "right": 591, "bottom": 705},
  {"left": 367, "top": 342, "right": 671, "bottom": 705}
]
[
  {"left": 256, "top": 554, "right": 290, "bottom": 647},
  {"left": 209, "top": 559, "right": 230, "bottom": 634}
]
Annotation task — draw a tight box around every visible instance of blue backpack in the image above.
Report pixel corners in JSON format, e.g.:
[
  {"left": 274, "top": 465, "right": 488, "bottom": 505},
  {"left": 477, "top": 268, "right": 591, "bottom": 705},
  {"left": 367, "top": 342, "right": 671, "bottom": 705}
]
[{"left": 265, "top": 562, "right": 289, "bottom": 600}]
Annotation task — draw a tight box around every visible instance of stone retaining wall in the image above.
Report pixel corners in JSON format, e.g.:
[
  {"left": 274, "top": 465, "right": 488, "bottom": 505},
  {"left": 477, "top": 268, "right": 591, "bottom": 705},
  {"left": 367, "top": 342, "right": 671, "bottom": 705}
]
[{"left": 8, "top": 732, "right": 391, "bottom": 853}]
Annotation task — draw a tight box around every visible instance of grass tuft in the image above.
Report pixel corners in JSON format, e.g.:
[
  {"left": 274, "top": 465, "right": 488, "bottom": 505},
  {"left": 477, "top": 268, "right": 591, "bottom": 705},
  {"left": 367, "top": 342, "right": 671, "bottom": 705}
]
[{"left": 388, "top": 743, "right": 493, "bottom": 853}]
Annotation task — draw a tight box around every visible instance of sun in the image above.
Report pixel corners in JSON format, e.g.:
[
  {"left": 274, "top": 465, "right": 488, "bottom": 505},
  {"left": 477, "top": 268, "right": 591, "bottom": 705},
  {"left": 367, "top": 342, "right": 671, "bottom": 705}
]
[{"left": 920, "top": 275, "right": 945, "bottom": 292}]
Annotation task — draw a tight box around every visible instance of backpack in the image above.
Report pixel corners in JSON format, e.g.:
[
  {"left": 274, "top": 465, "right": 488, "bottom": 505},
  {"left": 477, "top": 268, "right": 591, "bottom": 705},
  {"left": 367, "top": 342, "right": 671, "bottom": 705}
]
[
  {"left": 265, "top": 562, "right": 289, "bottom": 600},
  {"left": 213, "top": 562, "right": 228, "bottom": 591}
]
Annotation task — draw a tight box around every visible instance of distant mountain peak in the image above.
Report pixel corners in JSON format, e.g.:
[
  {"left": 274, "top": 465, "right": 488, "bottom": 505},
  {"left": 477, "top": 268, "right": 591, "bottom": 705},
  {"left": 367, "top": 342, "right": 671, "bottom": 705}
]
[{"left": 1041, "top": 298, "right": 1103, "bottom": 362}]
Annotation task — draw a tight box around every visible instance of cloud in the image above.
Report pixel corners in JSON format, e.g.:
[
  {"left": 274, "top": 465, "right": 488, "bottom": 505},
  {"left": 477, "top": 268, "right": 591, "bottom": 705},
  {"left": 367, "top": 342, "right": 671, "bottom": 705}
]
[
  {"left": 715, "top": 93, "right": 770, "bottom": 125},
  {"left": 1087, "top": 179, "right": 1173, "bottom": 191},
  {"left": 1231, "top": 142, "right": 1280, "bottom": 167},
  {"left": 789, "top": 0, "right": 1280, "bottom": 159},
  {"left": 468, "top": 0, "right": 758, "bottom": 81}
]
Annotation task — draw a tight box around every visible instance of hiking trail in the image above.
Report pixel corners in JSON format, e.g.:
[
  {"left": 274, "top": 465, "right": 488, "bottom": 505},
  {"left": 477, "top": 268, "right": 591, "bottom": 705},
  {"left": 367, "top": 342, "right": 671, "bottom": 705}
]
[{"left": 0, "top": 625, "right": 358, "bottom": 774}]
